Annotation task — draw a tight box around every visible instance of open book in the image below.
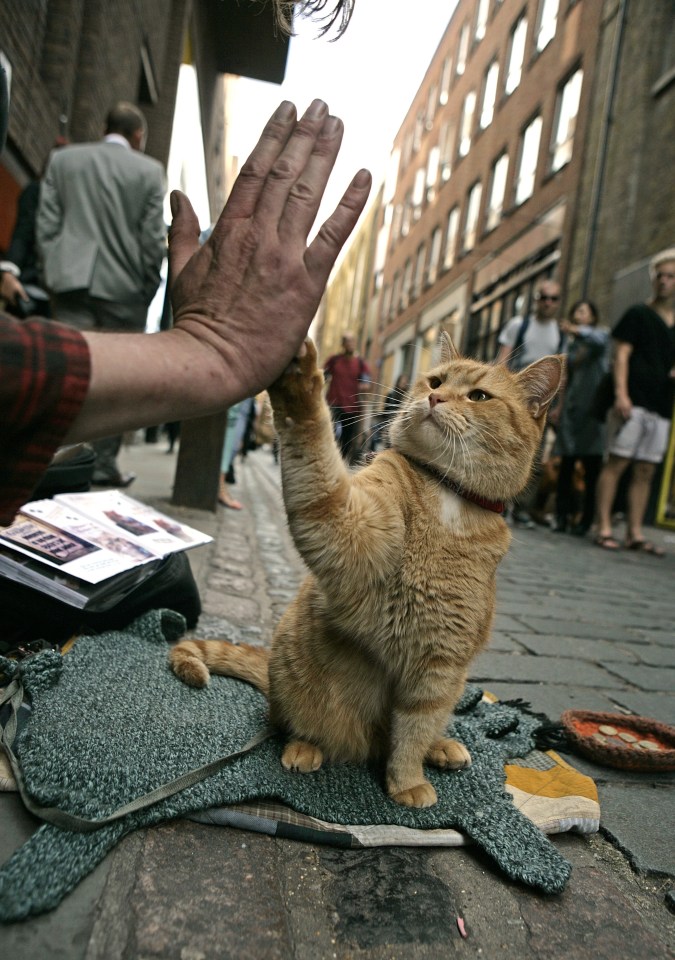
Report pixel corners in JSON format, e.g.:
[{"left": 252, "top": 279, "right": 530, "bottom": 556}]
[{"left": 0, "top": 491, "right": 212, "bottom": 609}]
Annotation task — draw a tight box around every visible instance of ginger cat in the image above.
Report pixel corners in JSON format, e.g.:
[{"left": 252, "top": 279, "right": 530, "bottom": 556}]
[{"left": 170, "top": 334, "right": 563, "bottom": 808}]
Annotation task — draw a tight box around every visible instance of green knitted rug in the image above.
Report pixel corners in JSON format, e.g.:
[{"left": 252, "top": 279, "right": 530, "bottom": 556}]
[{"left": 0, "top": 610, "right": 571, "bottom": 921}]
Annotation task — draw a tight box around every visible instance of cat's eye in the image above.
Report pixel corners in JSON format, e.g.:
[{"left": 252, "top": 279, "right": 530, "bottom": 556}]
[
  {"left": 429, "top": 376, "right": 443, "bottom": 389},
  {"left": 467, "top": 389, "right": 491, "bottom": 402}
]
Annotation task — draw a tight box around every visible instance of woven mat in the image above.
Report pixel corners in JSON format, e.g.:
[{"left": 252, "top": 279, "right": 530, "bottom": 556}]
[{"left": 0, "top": 610, "right": 598, "bottom": 921}]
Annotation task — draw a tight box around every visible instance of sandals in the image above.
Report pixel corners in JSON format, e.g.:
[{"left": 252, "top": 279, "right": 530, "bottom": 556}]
[
  {"left": 594, "top": 534, "right": 621, "bottom": 550},
  {"left": 624, "top": 539, "right": 665, "bottom": 558}
]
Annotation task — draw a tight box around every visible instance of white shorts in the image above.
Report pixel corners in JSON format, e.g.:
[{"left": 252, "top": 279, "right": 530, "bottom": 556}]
[{"left": 607, "top": 407, "right": 671, "bottom": 463}]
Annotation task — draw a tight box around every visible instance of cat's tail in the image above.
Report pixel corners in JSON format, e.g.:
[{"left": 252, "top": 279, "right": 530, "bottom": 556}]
[{"left": 169, "top": 639, "right": 270, "bottom": 697}]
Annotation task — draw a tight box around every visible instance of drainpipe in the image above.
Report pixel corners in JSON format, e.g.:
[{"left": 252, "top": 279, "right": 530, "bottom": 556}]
[{"left": 581, "top": 0, "right": 629, "bottom": 298}]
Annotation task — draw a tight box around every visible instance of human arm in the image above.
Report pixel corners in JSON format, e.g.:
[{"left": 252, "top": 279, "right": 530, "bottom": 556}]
[
  {"left": 35, "top": 156, "right": 63, "bottom": 254},
  {"left": 612, "top": 340, "right": 633, "bottom": 419},
  {"left": 0, "top": 269, "right": 29, "bottom": 307},
  {"left": 0, "top": 316, "right": 90, "bottom": 524},
  {"left": 64, "top": 100, "right": 371, "bottom": 441}
]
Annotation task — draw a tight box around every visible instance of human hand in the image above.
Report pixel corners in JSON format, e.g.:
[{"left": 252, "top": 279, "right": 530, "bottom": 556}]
[
  {"left": 0, "top": 271, "right": 28, "bottom": 305},
  {"left": 168, "top": 99, "right": 371, "bottom": 404},
  {"left": 615, "top": 394, "right": 632, "bottom": 420}
]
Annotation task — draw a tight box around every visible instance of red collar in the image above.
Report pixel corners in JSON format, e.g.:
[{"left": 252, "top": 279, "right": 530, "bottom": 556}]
[{"left": 402, "top": 455, "right": 505, "bottom": 514}]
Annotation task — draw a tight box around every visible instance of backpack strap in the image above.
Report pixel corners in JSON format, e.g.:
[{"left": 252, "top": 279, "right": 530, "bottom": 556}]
[{"left": 508, "top": 315, "right": 530, "bottom": 370}]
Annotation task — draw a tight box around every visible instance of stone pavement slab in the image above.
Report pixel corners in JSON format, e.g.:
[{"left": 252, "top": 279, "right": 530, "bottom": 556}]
[
  {"left": 471, "top": 651, "right": 626, "bottom": 687},
  {"left": 597, "top": 783, "right": 675, "bottom": 875},
  {"left": 506, "top": 631, "right": 642, "bottom": 663},
  {"left": 603, "top": 690, "right": 675, "bottom": 726},
  {"left": 602, "top": 662, "right": 675, "bottom": 693},
  {"left": 482, "top": 680, "right": 629, "bottom": 719}
]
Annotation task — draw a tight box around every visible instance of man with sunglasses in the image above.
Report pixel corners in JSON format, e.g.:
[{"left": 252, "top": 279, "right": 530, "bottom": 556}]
[
  {"left": 496, "top": 280, "right": 564, "bottom": 372},
  {"left": 496, "top": 279, "right": 565, "bottom": 527}
]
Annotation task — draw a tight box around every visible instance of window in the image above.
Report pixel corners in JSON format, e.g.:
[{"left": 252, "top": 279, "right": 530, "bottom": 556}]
[
  {"left": 426, "top": 145, "right": 440, "bottom": 202},
  {"left": 401, "top": 258, "right": 413, "bottom": 310},
  {"left": 391, "top": 270, "right": 402, "bottom": 317},
  {"left": 463, "top": 182, "right": 483, "bottom": 251},
  {"left": 536, "top": 0, "right": 559, "bottom": 53},
  {"left": 486, "top": 153, "right": 509, "bottom": 230},
  {"left": 439, "top": 121, "right": 455, "bottom": 181},
  {"left": 443, "top": 206, "right": 460, "bottom": 270},
  {"left": 551, "top": 68, "right": 583, "bottom": 171},
  {"left": 390, "top": 203, "right": 403, "bottom": 246},
  {"left": 413, "top": 243, "right": 427, "bottom": 299},
  {"left": 401, "top": 191, "right": 413, "bottom": 237},
  {"left": 458, "top": 90, "right": 476, "bottom": 158},
  {"left": 413, "top": 112, "right": 424, "bottom": 152},
  {"left": 456, "top": 23, "right": 470, "bottom": 76},
  {"left": 515, "top": 115, "right": 542, "bottom": 205},
  {"left": 427, "top": 227, "right": 443, "bottom": 286},
  {"left": 505, "top": 16, "right": 527, "bottom": 95},
  {"left": 480, "top": 61, "right": 499, "bottom": 129},
  {"left": 474, "top": 0, "right": 490, "bottom": 41},
  {"left": 426, "top": 85, "right": 438, "bottom": 128},
  {"left": 439, "top": 55, "right": 453, "bottom": 105},
  {"left": 380, "top": 285, "right": 392, "bottom": 324},
  {"left": 402, "top": 131, "right": 414, "bottom": 170},
  {"left": 413, "top": 168, "right": 426, "bottom": 220}
]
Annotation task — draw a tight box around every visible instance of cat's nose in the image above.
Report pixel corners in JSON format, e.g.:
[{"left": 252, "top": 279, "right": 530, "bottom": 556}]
[{"left": 429, "top": 393, "right": 445, "bottom": 408}]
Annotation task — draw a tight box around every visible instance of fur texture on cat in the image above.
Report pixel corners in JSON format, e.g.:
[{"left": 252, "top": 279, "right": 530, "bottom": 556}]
[{"left": 169, "top": 334, "right": 564, "bottom": 808}]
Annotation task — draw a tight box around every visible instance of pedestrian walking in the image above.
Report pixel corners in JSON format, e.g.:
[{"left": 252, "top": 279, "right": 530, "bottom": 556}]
[
  {"left": 36, "top": 101, "right": 167, "bottom": 487},
  {"left": 323, "top": 331, "right": 372, "bottom": 464}
]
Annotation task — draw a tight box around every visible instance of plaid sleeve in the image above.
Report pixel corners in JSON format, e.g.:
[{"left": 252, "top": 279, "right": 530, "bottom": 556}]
[{"left": 0, "top": 315, "right": 91, "bottom": 524}]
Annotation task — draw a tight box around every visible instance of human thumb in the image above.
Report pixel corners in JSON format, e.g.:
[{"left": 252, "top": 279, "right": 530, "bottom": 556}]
[{"left": 168, "top": 190, "right": 201, "bottom": 280}]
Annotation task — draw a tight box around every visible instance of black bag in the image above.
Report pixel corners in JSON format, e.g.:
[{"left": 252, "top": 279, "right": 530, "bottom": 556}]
[
  {"left": 1, "top": 551, "right": 201, "bottom": 655},
  {"left": 2, "top": 441, "right": 202, "bottom": 655},
  {"left": 590, "top": 372, "right": 614, "bottom": 421}
]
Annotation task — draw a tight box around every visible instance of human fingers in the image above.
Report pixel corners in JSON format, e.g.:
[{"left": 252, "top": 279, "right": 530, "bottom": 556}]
[
  {"left": 252, "top": 99, "right": 331, "bottom": 226},
  {"left": 278, "top": 113, "right": 344, "bottom": 243},
  {"left": 304, "top": 169, "right": 372, "bottom": 283},
  {"left": 168, "top": 191, "right": 202, "bottom": 279},
  {"left": 219, "top": 100, "right": 298, "bottom": 223}
]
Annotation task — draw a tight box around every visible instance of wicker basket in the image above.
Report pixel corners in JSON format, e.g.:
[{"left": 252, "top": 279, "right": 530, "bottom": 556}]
[{"left": 560, "top": 710, "right": 675, "bottom": 772}]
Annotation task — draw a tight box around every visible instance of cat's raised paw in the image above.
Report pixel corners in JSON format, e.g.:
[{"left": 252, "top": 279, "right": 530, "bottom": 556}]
[
  {"left": 268, "top": 338, "right": 323, "bottom": 419},
  {"left": 426, "top": 737, "right": 472, "bottom": 770},
  {"left": 390, "top": 781, "right": 438, "bottom": 808},
  {"left": 281, "top": 739, "right": 324, "bottom": 773}
]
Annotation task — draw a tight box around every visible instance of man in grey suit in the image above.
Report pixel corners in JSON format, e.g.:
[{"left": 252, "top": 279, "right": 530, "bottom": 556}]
[{"left": 37, "top": 101, "right": 167, "bottom": 486}]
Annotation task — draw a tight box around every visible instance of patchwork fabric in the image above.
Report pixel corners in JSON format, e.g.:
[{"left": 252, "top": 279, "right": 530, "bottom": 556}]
[{"left": 0, "top": 610, "right": 597, "bottom": 921}]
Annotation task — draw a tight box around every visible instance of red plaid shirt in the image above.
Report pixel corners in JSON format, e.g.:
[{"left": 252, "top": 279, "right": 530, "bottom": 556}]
[{"left": 0, "top": 314, "right": 91, "bottom": 524}]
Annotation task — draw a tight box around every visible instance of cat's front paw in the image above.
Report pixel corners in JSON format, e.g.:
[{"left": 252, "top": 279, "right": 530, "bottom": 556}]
[
  {"left": 281, "top": 739, "right": 324, "bottom": 773},
  {"left": 389, "top": 781, "right": 438, "bottom": 808},
  {"left": 268, "top": 338, "right": 324, "bottom": 423},
  {"left": 426, "top": 737, "right": 472, "bottom": 770}
]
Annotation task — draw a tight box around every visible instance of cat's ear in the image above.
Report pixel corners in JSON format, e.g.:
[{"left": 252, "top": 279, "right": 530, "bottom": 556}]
[
  {"left": 439, "top": 330, "right": 460, "bottom": 364},
  {"left": 516, "top": 355, "right": 566, "bottom": 419}
]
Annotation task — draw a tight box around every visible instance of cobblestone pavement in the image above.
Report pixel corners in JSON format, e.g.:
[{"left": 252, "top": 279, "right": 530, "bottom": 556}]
[{"left": 1, "top": 443, "right": 673, "bottom": 958}]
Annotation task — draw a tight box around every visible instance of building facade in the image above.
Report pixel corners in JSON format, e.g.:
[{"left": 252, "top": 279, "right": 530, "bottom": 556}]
[
  {"left": 343, "top": 0, "right": 604, "bottom": 392},
  {"left": 565, "top": 0, "right": 675, "bottom": 324}
]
